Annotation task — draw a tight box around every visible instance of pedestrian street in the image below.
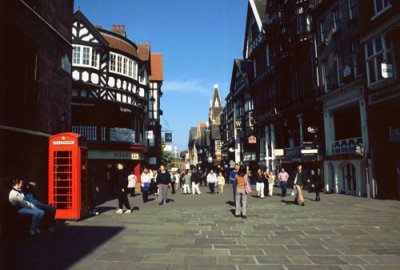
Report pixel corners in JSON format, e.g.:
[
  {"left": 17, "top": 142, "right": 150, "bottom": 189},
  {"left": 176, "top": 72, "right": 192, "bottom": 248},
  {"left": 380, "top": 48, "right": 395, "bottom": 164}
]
[{"left": 2, "top": 185, "right": 400, "bottom": 270}]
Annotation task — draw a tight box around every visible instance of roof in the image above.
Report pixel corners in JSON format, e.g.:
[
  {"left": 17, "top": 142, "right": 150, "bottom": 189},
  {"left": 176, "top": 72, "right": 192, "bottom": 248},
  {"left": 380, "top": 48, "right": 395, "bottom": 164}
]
[
  {"left": 137, "top": 44, "right": 150, "bottom": 62},
  {"left": 101, "top": 31, "right": 138, "bottom": 58},
  {"left": 150, "top": 53, "right": 163, "bottom": 81}
]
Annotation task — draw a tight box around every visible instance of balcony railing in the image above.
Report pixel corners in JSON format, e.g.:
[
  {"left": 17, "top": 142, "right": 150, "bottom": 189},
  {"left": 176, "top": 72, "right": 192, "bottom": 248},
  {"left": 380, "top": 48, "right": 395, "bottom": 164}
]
[
  {"left": 72, "top": 125, "right": 137, "bottom": 144},
  {"left": 331, "top": 137, "right": 362, "bottom": 156}
]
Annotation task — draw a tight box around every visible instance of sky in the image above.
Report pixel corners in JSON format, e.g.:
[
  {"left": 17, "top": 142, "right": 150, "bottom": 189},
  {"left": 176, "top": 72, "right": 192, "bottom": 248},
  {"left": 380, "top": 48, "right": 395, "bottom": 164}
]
[{"left": 74, "top": 0, "right": 248, "bottom": 152}]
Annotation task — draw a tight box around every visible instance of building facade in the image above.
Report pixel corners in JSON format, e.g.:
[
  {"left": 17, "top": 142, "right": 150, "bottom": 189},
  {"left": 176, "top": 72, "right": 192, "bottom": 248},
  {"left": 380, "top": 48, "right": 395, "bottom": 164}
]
[
  {"left": 360, "top": 0, "right": 400, "bottom": 199},
  {"left": 0, "top": 0, "right": 74, "bottom": 199},
  {"left": 71, "top": 10, "right": 152, "bottom": 180},
  {"left": 313, "top": 0, "right": 371, "bottom": 196},
  {"left": 147, "top": 53, "right": 164, "bottom": 169}
]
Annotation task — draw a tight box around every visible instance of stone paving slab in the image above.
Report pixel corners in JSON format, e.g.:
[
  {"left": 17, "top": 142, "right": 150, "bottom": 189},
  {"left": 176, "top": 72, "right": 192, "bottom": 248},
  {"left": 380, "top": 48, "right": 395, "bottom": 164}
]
[{"left": 2, "top": 185, "right": 400, "bottom": 269}]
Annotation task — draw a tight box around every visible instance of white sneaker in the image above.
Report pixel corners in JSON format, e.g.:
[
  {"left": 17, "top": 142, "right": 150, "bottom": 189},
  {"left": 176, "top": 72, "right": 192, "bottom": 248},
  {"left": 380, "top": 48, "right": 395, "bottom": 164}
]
[
  {"left": 29, "top": 228, "right": 36, "bottom": 236},
  {"left": 124, "top": 209, "right": 132, "bottom": 214},
  {"left": 35, "top": 228, "right": 41, "bottom": 234},
  {"left": 116, "top": 209, "right": 123, "bottom": 214}
]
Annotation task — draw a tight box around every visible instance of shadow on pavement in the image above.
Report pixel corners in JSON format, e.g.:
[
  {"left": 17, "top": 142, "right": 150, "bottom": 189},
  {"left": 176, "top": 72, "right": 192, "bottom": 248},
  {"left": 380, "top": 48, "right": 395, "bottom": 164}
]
[
  {"left": 1, "top": 225, "right": 124, "bottom": 269},
  {"left": 225, "top": 201, "right": 235, "bottom": 206},
  {"left": 281, "top": 199, "right": 297, "bottom": 205}
]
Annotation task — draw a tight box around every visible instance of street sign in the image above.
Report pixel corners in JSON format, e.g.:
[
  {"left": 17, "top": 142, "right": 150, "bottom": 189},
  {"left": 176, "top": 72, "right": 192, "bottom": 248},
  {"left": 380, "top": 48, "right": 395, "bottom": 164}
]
[
  {"left": 381, "top": 63, "right": 393, "bottom": 79},
  {"left": 235, "top": 119, "right": 242, "bottom": 129},
  {"left": 165, "top": 132, "right": 172, "bottom": 142}
]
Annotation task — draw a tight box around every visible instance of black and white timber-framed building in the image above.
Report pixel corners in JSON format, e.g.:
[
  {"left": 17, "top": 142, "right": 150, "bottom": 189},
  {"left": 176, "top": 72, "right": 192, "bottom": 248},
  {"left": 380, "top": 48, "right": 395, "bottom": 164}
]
[{"left": 71, "top": 10, "right": 157, "bottom": 178}]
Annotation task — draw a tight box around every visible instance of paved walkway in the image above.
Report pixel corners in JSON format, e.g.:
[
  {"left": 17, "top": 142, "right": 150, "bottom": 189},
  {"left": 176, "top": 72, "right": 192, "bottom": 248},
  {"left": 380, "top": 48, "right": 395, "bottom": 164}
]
[{"left": 2, "top": 185, "right": 400, "bottom": 270}]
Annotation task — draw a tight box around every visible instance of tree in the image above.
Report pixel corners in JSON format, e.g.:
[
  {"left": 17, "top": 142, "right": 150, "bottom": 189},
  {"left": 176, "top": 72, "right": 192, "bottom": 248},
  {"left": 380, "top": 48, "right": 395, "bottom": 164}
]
[{"left": 161, "top": 151, "right": 174, "bottom": 169}]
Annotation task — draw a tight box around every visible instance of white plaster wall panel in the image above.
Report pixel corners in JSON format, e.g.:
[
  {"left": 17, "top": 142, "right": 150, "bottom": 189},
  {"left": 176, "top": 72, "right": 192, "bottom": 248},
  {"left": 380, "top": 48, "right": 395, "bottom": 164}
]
[
  {"left": 108, "top": 77, "right": 115, "bottom": 87},
  {"left": 91, "top": 73, "right": 99, "bottom": 84},
  {"left": 123, "top": 81, "right": 127, "bottom": 90},
  {"left": 82, "top": 71, "right": 89, "bottom": 82},
  {"left": 72, "top": 70, "right": 80, "bottom": 81},
  {"left": 117, "top": 79, "right": 121, "bottom": 89},
  {"left": 79, "top": 27, "right": 88, "bottom": 37}
]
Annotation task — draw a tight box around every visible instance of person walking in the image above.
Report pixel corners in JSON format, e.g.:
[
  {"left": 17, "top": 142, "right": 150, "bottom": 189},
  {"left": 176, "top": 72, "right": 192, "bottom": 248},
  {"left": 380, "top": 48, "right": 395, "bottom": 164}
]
[
  {"left": 278, "top": 168, "right": 289, "bottom": 197},
  {"left": 294, "top": 164, "right": 308, "bottom": 206},
  {"left": 207, "top": 169, "right": 217, "bottom": 194},
  {"left": 255, "top": 168, "right": 265, "bottom": 198},
  {"left": 229, "top": 163, "right": 240, "bottom": 203},
  {"left": 9, "top": 179, "right": 44, "bottom": 236},
  {"left": 234, "top": 168, "right": 248, "bottom": 219},
  {"left": 115, "top": 163, "right": 132, "bottom": 214},
  {"left": 191, "top": 169, "right": 201, "bottom": 194},
  {"left": 127, "top": 170, "right": 137, "bottom": 197},
  {"left": 309, "top": 170, "right": 322, "bottom": 201},
  {"left": 140, "top": 168, "right": 152, "bottom": 203},
  {"left": 156, "top": 165, "right": 172, "bottom": 205},
  {"left": 267, "top": 171, "right": 275, "bottom": 197},
  {"left": 183, "top": 169, "right": 191, "bottom": 194},
  {"left": 170, "top": 171, "right": 177, "bottom": 194},
  {"left": 217, "top": 171, "right": 225, "bottom": 194}
]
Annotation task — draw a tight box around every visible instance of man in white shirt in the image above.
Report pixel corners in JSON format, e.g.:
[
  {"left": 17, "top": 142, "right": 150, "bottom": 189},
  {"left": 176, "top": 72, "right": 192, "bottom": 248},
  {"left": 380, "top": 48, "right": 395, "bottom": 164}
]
[
  {"left": 278, "top": 168, "right": 289, "bottom": 197},
  {"left": 207, "top": 169, "right": 217, "bottom": 194}
]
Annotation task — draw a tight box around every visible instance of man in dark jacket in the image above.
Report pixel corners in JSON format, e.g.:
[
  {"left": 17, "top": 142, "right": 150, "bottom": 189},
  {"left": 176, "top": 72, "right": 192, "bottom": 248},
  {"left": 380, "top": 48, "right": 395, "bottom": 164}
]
[
  {"left": 294, "top": 164, "right": 309, "bottom": 206},
  {"left": 156, "top": 165, "right": 172, "bottom": 205},
  {"left": 115, "top": 163, "right": 132, "bottom": 214}
]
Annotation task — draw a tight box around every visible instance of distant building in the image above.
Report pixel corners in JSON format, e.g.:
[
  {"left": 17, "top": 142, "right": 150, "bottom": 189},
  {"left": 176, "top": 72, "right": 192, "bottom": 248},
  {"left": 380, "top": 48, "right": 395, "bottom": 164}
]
[
  {"left": 0, "top": 0, "right": 74, "bottom": 199},
  {"left": 148, "top": 53, "right": 164, "bottom": 169}
]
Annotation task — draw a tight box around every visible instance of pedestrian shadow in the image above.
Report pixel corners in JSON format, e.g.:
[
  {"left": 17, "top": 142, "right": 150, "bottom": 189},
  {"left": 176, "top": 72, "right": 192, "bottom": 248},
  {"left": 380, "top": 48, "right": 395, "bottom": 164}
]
[
  {"left": 166, "top": 199, "right": 175, "bottom": 203},
  {"left": 95, "top": 206, "right": 115, "bottom": 214},
  {"left": 225, "top": 201, "right": 235, "bottom": 206},
  {"left": 143, "top": 198, "right": 155, "bottom": 203},
  {"left": 281, "top": 199, "right": 297, "bottom": 205},
  {"left": 251, "top": 195, "right": 260, "bottom": 198},
  {"left": 228, "top": 209, "right": 237, "bottom": 217}
]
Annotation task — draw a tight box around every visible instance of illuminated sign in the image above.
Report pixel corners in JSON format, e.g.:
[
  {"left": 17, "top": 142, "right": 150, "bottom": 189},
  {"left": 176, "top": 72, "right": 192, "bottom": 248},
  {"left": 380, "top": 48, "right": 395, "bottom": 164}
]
[{"left": 52, "top": 140, "right": 75, "bottom": 145}]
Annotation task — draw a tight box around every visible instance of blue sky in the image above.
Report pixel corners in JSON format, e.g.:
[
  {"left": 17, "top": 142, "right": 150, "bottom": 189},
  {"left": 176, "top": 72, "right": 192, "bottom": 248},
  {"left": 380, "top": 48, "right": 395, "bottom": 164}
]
[{"left": 74, "top": 0, "right": 248, "bottom": 152}]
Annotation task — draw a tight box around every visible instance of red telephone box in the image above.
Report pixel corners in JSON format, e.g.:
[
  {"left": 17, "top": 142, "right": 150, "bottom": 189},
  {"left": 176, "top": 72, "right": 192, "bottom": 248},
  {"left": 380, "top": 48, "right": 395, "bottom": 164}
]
[{"left": 48, "top": 133, "right": 89, "bottom": 220}]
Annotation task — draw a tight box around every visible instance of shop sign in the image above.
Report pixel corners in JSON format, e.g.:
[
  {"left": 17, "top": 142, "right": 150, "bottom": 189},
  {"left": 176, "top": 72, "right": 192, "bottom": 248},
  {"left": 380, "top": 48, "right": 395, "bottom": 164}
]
[
  {"left": 381, "top": 63, "right": 393, "bottom": 79},
  {"left": 274, "top": 149, "right": 284, "bottom": 157},
  {"left": 235, "top": 119, "right": 242, "bottom": 129},
  {"left": 89, "top": 150, "right": 141, "bottom": 160},
  {"left": 53, "top": 140, "right": 74, "bottom": 145}
]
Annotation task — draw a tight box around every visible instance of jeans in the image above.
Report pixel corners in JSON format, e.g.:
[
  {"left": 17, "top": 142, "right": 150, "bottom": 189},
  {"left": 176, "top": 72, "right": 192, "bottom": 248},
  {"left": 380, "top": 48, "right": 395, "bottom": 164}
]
[
  {"left": 159, "top": 184, "right": 168, "bottom": 203},
  {"left": 280, "top": 181, "right": 287, "bottom": 197},
  {"left": 209, "top": 183, "right": 215, "bottom": 194},
  {"left": 232, "top": 183, "right": 237, "bottom": 203},
  {"left": 18, "top": 207, "right": 44, "bottom": 231},
  {"left": 235, "top": 189, "right": 247, "bottom": 216}
]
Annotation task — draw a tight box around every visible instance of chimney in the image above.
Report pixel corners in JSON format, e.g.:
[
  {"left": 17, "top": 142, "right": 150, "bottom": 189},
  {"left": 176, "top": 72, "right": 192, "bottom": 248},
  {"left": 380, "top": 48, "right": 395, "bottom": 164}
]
[{"left": 112, "top": 25, "right": 116, "bottom": 31}]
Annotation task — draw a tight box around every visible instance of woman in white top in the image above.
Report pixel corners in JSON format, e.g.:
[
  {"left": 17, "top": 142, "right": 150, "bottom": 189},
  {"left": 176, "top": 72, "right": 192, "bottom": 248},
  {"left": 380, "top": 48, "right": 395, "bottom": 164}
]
[
  {"left": 141, "top": 168, "right": 152, "bottom": 203},
  {"left": 267, "top": 171, "right": 275, "bottom": 197},
  {"left": 217, "top": 171, "right": 225, "bottom": 194}
]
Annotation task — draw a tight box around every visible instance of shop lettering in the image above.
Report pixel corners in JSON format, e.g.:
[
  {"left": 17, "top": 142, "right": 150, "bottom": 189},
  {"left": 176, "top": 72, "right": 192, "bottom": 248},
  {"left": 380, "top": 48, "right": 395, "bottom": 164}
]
[{"left": 52, "top": 140, "right": 75, "bottom": 145}]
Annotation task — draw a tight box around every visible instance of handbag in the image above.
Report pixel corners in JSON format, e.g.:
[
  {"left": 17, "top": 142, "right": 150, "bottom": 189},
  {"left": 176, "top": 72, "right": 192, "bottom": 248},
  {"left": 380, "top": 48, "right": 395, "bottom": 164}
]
[{"left": 143, "top": 182, "right": 150, "bottom": 191}]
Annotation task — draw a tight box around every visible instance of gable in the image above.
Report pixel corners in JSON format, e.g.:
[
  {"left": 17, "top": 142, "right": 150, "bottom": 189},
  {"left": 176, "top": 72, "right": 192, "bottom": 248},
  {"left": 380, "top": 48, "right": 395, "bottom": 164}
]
[{"left": 72, "top": 11, "right": 108, "bottom": 46}]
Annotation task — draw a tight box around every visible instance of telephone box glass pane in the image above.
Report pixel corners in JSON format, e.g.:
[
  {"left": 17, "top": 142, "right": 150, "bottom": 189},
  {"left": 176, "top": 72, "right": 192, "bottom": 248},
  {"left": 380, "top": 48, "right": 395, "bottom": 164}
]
[{"left": 53, "top": 151, "right": 73, "bottom": 209}]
